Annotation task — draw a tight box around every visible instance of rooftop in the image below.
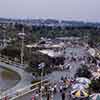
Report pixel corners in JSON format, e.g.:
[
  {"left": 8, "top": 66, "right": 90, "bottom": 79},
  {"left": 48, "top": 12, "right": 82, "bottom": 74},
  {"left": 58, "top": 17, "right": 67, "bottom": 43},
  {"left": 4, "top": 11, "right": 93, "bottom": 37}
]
[{"left": 38, "top": 49, "right": 64, "bottom": 57}]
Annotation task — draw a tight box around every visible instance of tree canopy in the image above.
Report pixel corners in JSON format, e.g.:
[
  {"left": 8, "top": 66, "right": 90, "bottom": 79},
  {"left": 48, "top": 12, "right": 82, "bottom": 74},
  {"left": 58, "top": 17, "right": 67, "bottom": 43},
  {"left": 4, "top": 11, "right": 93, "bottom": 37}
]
[{"left": 75, "top": 64, "right": 92, "bottom": 78}]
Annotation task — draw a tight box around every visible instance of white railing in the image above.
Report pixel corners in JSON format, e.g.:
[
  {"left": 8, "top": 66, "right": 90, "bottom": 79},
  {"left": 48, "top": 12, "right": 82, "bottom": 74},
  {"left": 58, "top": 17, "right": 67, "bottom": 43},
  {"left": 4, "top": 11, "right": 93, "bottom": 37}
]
[
  {"left": 0, "top": 56, "right": 25, "bottom": 69},
  {"left": 0, "top": 79, "right": 50, "bottom": 100}
]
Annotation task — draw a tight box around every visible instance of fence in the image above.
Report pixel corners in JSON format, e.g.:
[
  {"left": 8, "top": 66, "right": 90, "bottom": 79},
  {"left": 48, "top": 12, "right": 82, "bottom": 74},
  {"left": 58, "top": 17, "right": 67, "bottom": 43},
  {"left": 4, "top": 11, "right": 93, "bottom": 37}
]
[{"left": 0, "top": 79, "right": 50, "bottom": 100}]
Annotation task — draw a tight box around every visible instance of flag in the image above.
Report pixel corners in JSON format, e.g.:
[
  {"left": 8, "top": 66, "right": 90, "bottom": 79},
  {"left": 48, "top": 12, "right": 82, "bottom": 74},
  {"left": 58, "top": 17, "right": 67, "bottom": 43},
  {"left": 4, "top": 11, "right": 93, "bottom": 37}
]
[{"left": 38, "top": 62, "right": 45, "bottom": 69}]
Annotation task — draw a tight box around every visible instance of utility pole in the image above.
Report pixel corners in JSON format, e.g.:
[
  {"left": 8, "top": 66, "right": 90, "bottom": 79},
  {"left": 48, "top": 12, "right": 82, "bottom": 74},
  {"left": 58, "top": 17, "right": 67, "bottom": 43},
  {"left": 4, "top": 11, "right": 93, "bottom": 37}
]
[{"left": 18, "top": 28, "right": 26, "bottom": 68}]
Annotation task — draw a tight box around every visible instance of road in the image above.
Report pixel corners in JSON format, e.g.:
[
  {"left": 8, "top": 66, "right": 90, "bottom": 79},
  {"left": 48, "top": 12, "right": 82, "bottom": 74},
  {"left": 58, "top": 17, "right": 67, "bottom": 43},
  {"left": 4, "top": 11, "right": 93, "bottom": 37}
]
[{"left": 15, "top": 46, "right": 87, "bottom": 100}]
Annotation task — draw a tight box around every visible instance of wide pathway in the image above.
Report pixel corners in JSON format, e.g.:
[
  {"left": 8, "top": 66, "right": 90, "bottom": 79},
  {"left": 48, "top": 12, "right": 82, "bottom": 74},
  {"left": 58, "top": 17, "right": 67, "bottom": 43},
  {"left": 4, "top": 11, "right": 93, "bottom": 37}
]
[{"left": 15, "top": 46, "right": 88, "bottom": 100}]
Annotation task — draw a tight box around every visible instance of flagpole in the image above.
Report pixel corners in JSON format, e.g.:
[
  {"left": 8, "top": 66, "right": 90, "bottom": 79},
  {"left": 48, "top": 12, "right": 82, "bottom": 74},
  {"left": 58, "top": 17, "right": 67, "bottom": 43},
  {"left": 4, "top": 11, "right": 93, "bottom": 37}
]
[
  {"left": 38, "top": 62, "right": 45, "bottom": 100},
  {"left": 40, "top": 67, "right": 43, "bottom": 100}
]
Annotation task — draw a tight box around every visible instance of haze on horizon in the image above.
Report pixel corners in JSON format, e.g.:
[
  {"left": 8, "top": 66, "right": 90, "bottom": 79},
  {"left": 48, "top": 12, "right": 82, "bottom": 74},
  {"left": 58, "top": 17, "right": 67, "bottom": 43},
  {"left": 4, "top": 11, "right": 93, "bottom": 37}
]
[{"left": 0, "top": 0, "right": 100, "bottom": 22}]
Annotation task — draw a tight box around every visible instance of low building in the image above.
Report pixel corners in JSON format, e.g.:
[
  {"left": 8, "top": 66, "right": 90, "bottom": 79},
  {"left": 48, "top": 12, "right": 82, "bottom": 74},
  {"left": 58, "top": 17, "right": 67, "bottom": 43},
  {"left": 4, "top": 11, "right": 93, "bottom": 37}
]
[{"left": 38, "top": 49, "right": 64, "bottom": 58}]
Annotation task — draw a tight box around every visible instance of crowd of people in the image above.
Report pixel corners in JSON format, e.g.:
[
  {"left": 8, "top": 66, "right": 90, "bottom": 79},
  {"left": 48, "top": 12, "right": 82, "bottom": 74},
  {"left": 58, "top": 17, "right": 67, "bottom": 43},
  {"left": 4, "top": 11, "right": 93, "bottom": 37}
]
[
  {"left": 31, "top": 44, "right": 91, "bottom": 100},
  {"left": 31, "top": 76, "right": 73, "bottom": 100}
]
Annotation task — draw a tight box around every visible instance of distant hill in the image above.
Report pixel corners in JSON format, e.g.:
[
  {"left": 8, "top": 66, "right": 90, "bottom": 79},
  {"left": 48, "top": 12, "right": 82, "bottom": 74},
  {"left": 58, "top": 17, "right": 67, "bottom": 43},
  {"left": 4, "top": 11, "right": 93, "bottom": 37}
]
[{"left": 0, "top": 17, "right": 100, "bottom": 28}]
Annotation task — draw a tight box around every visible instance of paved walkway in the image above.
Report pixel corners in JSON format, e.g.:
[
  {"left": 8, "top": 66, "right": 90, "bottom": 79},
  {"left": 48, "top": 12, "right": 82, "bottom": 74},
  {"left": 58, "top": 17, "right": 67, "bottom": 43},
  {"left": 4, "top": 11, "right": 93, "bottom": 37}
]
[
  {"left": 44, "top": 47, "right": 87, "bottom": 81},
  {"left": 15, "top": 46, "right": 88, "bottom": 100},
  {"left": 0, "top": 61, "right": 33, "bottom": 97}
]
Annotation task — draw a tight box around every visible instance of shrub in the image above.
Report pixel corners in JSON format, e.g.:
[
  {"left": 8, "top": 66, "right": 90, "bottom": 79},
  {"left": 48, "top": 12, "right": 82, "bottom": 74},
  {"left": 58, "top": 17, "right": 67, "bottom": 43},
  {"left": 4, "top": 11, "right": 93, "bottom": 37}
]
[
  {"left": 75, "top": 64, "right": 92, "bottom": 78},
  {"left": 89, "top": 77, "right": 100, "bottom": 93}
]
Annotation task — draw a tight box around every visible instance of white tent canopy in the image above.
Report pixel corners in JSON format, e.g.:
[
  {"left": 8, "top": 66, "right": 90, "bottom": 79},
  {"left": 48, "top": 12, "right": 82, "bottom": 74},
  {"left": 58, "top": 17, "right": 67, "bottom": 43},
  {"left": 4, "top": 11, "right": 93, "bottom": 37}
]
[
  {"left": 76, "top": 77, "right": 91, "bottom": 85},
  {"left": 88, "top": 48, "right": 96, "bottom": 57},
  {"left": 72, "top": 83, "right": 86, "bottom": 90}
]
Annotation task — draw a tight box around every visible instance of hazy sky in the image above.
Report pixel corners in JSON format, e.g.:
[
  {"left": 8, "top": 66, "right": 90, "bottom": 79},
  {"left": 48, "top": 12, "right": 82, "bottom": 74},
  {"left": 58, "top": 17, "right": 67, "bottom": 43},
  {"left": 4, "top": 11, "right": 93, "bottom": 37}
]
[{"left": 0, "top": 0, "right": 100, "bottom": 22}]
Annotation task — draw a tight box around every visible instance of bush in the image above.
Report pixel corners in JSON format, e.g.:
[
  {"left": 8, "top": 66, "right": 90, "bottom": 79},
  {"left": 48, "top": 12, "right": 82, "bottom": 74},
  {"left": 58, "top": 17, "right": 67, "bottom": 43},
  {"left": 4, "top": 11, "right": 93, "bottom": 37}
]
[
  {"left": 89, "top": 77, "right": 100, "bottom": 93},
  {"left": 75, "top": 64, "right": 92, "bottom": 78},
  {"left": 1, "top": 47, "right": 20, "bottom": 58}
]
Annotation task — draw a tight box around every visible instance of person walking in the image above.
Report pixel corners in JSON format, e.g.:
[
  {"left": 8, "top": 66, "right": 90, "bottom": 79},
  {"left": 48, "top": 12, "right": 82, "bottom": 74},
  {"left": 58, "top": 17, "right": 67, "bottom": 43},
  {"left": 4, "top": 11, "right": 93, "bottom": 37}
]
[
  {"left": 4, "top": 96, "right": 8, "bottom": 100},
  {"left": 62, "top": 92, "right": 65, "bottom": 100},
  {"left": 61, "top": 90, "right": 66, "bottom": 100},
  {"left": 34, "top": 91, "right": 39, "bottom": 100},
  {"left": 47, "top": 92, "right": 50, "bottom": 100},
  {"left": 31, "top": 95, "right": 35, "bottom": 100}
]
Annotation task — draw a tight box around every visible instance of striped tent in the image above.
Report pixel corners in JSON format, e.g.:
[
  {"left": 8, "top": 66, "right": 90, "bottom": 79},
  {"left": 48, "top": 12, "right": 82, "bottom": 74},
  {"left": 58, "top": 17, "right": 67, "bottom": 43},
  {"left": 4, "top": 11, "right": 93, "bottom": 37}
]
[
  {"left": 72, "top": 83, "right": 86, "bottom": 90},
  {"left": 89, "top": 93, "right": 100, "bottom": 100},
  {"left": 71, "top": 89, "right": 89, "bottom": 98},
  {"left": 76, "top": 77, "right": 91, "bottom": 85}
]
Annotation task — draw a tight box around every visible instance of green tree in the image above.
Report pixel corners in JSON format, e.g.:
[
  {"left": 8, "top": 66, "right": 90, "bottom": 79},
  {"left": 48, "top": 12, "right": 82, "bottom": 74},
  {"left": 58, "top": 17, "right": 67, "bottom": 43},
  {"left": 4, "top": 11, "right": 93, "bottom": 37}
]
[
  {"left": 1, "top": 47, "right": 20, "bottom": 58},
  {"left": 75, "top": 64, "right": 92, "bottom": 78},
  {"left": 89, "top": 77, "right": 100, "bottom": 93}
]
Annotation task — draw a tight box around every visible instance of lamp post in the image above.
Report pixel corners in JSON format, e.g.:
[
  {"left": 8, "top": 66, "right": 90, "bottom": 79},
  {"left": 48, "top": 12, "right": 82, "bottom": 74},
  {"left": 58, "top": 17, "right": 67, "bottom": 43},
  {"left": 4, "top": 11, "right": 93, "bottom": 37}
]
[
  {"left": 18, "top": 31, "right": 26, "bottom": 68},
  {"left": 0, "top": 89, "right": 2, "bottom": 100},
  {"left": 2, "top": 29, "right": 7, "bottom": 48},
  {"left": 38, "top": 62, "right": 45, "bottom": 100}
]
